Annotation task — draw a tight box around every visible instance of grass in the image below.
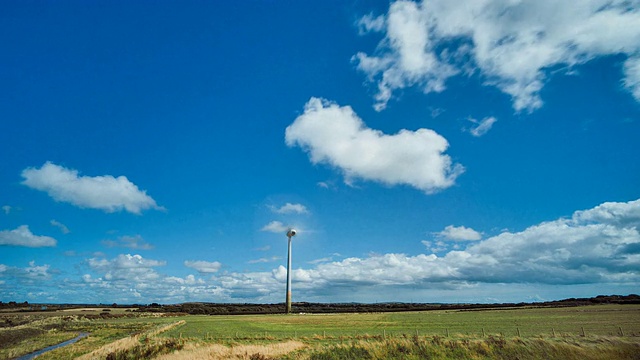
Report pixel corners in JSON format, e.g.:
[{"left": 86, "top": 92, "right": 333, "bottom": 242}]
[
  {"left": 298, "top": 336, "right": 640, "bottom": 360},
  {"left": 159, "top": 304, "right": 640, "bottom": 341},
  {"left": 0, "top": 304, "right": 638, "bottom": 359}
]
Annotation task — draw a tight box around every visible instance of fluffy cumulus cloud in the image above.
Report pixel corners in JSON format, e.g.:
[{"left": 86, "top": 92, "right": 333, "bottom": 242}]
[
  {"left": 7, "top": 199, "right": 638, "bottom": 303},
  {"left": 184, "top": 260, "right": 222, "bottom": 274},
  {"left": 216, "top": 198, "right": 640, "bottom": 299},
  {"left": 0, "top": 225, "right": 56, "bottom": 247},
  {"left": 87, "top": 254, "right": 166, "bottom": 284},
  {"left": 271, "top": 203, "right": 309, "bottom": 215},
  {"left": 355, "top": 0, "right": 640, "bottom": 111},
  {"left": 21, "top": 162, "right": 161, "bottom": 214},
  {"left": 260, "top": 220, "right": 289, "bottom": 233},
  {"left": 286, "top": 97, "right": 464, "bottom": 193},
  {"left": 0, "top": 261, "right": 53, "bottom": 292},
  {"left": 78, "top": 254, "right": 226, "bottom": 303},
  {"left": 436, "top": 225, "right": 482, "bottom": 241}
]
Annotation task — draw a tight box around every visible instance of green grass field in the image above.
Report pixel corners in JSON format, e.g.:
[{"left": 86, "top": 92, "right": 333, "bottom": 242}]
[
  {"left": 2, "top": 304, "right": 639, "bottom": 359},
  {"left": 156, "top": 304, "right": 640, "bottom": 341}
]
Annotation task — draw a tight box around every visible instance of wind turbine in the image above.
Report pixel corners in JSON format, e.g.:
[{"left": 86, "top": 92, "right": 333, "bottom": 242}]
[{"left": 285, "top": 228, "right": 296, "bottom": 314}]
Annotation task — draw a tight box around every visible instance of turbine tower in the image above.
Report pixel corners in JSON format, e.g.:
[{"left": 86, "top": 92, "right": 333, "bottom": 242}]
[{"left": 285, "top": 228, "right": 296, "bottom": 314}]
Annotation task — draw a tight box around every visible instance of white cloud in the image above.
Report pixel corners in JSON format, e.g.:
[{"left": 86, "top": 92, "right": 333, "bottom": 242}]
[
  {"left": 88, "top": 254, "right": 166, "bottom": 282},
  {"left": 2, "top": 205, "right": 10, "bottom": 215},
  {"left": 0, "top": 261, "right": 52, "bottom": 284},
  {"left": 184, "top": 260, "right": 222, "bottom": 273},
  {"left": 271, "top": 203, "right": 309, "bottom": 215},
  {"left": 466, "top": 117, "right": 497, "bottom": 137},
  {"left": 165, "top": 274, "right": 204, "bottom": 285},
  {"left": 21, "top": 162, "right": 162, "bottom": 214},
  {"left": 50, "top": 220, "right": 70, "bottom": 234},
  {"left": 102, "top": 235, "right": 154, "bottom": 250},
  {"left": 421, "top": 240, "right": 449, "bottom": 253},
  {"left": 79, "top": 255, "right": 225, "bottom": 303},
  {"left": 623, "top": 57, "right": 640, "bottom": 101},
  {"left": 9, "top": 199, "right": 637, "bottom": 304},
  {"left": 436, "top": 225, "right": 482, "bottom": 241},
  {"left": 357, "top": 13, "right": 386, "bottom": 34},
  {"left": 317, "top": 181, "right": 330, "bottom": 189},
  {"left": 355, "top": 0, "right": 640, "bottom": 112},
  {"left": 248, "top": 256, "right": 280, "bottom": 264},
  {"left": 216, "top": 198, "right": 640, "bottom": 299},
  {"left": 308, "top": 256, "right": 335, "bottom": 265},
  {"left": 286, "top": 97, "right": 464, "bottom": 193},
  {"left": 0, "top": 225, "right": 56, "bottom": 247},
  {"left": 25, "top": 261, "right": 51, "bottom": 279},
  {"left": 260, "top": 220, "right": 289, "bottom": 233}
]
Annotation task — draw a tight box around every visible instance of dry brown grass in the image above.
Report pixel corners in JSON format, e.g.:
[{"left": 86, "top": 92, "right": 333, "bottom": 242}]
[
  {"left": 76, "top": 320, "right": 186, "bottom": 360},
  {"left": 154, "top": 340, "right": 307, "bottom": 360}
]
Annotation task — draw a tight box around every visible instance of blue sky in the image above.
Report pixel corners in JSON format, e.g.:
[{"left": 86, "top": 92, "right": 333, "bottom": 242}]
[{"left": 1, "top": 0, "right": 639, "bottom": 304}]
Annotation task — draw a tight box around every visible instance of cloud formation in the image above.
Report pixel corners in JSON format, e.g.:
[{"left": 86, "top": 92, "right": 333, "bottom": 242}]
[
  {"left": 7, "top": 199, "right": 638, "bottom": 303},
  {"left": 184, "top": 260, "right": 222, "bottom": 273},
  {"left": 21, "top": 162, "right": 161, "bottom": 214},
  {"left": 355, "top": 0, "right": 640, "bottom": 111},
  {"left": 102, "top": 235, "right": 153, "bottom": 250},
  {"left": 286, "top": 97, "right": 464, "bottom": 193},
  {"left": 219, "top": 198, "right": 640, "bottom": 297},
  {"left": 0, "top": 225, "right": 57, "bottom": 247},
  {"left": 88, "top": 254, "right": 166, "bottom": 282},
  {"left": 50, "top": 220, "right": 70, "bottom": 234},
  {"left": 466, "top": 117, "right": 497, "bottom": 137},
  {"left": 2, "top": 205, "right": 10, "bottom": 215},
  {"left": 271, "top": 203, "right": 309, "bottom": 215},
  {"left": 436, "top": 225, "right": 482, "bottom": 241},
  {"left": 260, "top": 221, "right": 289, "bottom": 233},
  {"left": 77, "top": 254, "right": 224, "bottom": 302}
]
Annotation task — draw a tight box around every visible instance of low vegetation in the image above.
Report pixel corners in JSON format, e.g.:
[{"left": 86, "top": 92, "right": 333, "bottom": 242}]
[
  {"left": 0, "top": 299, "right": 638, "bottom": 359},
  {"left": 300, "top": 336, "right": 640, "bottom": 360}
]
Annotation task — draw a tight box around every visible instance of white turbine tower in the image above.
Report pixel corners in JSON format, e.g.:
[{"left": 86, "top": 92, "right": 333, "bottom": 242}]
[{"left": 285, "top": 228, "right": 296, "bottom": 314}]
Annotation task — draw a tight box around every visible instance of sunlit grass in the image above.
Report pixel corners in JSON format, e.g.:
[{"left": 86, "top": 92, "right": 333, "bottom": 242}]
[
  {"left": 1, "top": 304, "right": 638, "bottom": 359},
  {"left": 160, "top": 304, "right": 640, "bottom": 341}
]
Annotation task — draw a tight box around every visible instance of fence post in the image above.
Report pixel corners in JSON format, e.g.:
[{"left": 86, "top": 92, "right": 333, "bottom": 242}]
[
  {"left": 516, "top": 328, "right": 520, "bottom": 337},
  {"left": 619, "top": 326, "right": 624, "bottom": 336},
  {"left": 482, "top": 328, "right": 485, "bottom": 337},
  {"left": 446, "top": 328, "right": 449, "bottom": 337},
  {"left": 551, "top": 328, "right": 555, "bottom": 337},
  {"left": 383, "top": 329, "right": 386, "bottom": 338},
  {"left": 581, "top": 327, "right": 585, "bottom": 337}
]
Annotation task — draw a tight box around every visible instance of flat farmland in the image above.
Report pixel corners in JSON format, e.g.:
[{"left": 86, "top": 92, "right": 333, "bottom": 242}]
[
  {"left": 157, "top": 304, "right": 640, "bottom": 340},
  {"left": 2, "top": 304, "right": 639, "bottom": 359}
]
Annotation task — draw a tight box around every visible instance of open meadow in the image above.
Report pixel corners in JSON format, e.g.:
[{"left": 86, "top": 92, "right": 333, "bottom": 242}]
[{"left": 1, "top": 304, "right": 639, "bottom": 359}]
